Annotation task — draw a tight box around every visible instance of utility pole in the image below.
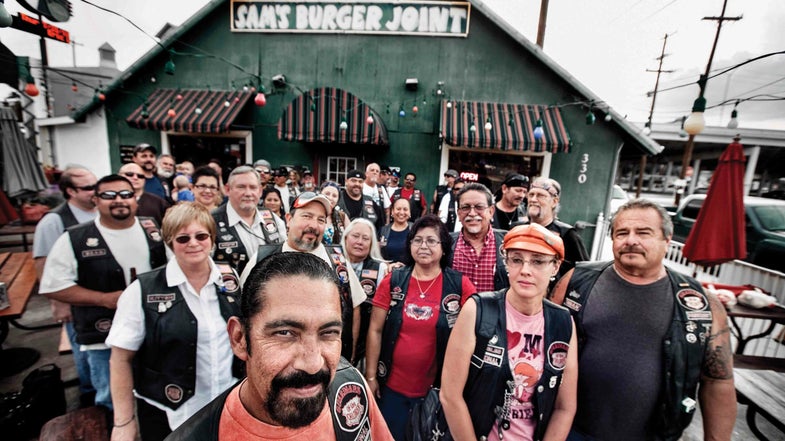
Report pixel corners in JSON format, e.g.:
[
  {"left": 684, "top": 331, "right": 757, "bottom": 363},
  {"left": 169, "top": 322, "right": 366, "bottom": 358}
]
[
  {"left": 70, "top": 39, "right": 84, "bottom": 67},
  {"left": 536, "top": 0, "right": 549, "bottom": 48},
  {"left": 37, "top": 14, "right": 52, "bottom": 117},
  {"left": 637, "top": 34, "right": 674, "bottom": 198},
  {"left": 674, "top": 0, "right": 741, "bottom": 206}
]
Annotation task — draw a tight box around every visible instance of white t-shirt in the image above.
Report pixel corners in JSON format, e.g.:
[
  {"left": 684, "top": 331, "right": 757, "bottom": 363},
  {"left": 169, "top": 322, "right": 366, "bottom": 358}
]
[
  {"left": 226, "top": 203, "right": 275, "bottom": 254},
  {"left": 274, "top": 185, "right": 291, "bottom": 213},
  {"left": 363, "top": 183, "right": 391, "bottom": 209},
  {"left": 106, "top": 258, "right": 237, "bottom": 430},
  {"left": 438, "top": 194, "right": 462, "bottom": 232},
  {"left": 241, "top": 243, "right": 367, "bottom": 308},
  {"left": 32, "top": 203, "right": 97, "bottom": 258}
]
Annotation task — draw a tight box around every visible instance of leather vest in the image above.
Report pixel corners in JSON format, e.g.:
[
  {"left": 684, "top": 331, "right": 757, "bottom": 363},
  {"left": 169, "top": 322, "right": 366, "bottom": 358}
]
[
  {"left": 465, "top": 291, "right": 572, "bottom": 441},
  {"left": 447, "top": 230, "right": 510, "bottom": 291},
  {"left": 355, "top": 258, "right": 382, "bottom": 361},
  {"left": 212, "top": 204, "right": 283, "bottom": 275},
  {"left": 377, "top": 267, "right": 463, "bottom": 389},
  {"left": 68, "top": 217, "right": 166, "bottom": 345},
  {"left": 564, "top": 261, "right": 711, "bottom": 440},
  {"left": 445, "top": 194, "right": 458, "bottom": 233},
  {"left": 434, "top": 185, "right": 450, "bottom": 214},
  {"left": 51, "top": 203, "right": 80, "bottom": 229},
  {"left": 338, "top": 193, "right": 379, "bottom": 224},
  {"left": 253, "top": 244, "right": 356, "bottom": 360},
  {"left": 392, "top": 188, "right": 424, "bottom": 220},
  {"left": 133, "top": 264, "right": 245, "bottom": 410}
]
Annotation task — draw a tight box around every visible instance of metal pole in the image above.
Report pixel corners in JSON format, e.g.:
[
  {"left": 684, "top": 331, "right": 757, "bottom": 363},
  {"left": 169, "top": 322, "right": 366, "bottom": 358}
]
[
  {"left": 536, "top": 0, "right": 549, "bottom": 48},
  {"left": 37, "top": 14, "right": 51, "bottom": 117}
]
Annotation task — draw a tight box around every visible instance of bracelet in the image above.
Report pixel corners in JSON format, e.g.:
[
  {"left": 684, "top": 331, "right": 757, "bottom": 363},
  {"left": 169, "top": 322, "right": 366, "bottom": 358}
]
[
  {"left": 366, "top": 377, "right": 376, "bottom": 382},
  {"left": 114, "top": 416, "right": 135, "bottom": 428}
]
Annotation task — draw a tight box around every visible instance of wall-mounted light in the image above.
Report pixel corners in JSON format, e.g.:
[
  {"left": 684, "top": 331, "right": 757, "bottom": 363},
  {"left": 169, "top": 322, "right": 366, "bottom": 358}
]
[{"left": 405, "top": 78, "right": 418, "bottom": 91}]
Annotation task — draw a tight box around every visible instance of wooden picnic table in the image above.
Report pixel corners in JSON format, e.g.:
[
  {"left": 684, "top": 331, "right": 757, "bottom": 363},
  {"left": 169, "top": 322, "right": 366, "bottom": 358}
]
[
  {"left": 0, "top": 224, "right": 37, "bottom": 251},
  {"left": 726, "top": 303, "right": 785, "bottom": 353},
  {"left": 0, "top": 251, "right": 42, "bottom": 377},
  {"left": 734, "top": 368, "right": 785, "bottom": 440}
]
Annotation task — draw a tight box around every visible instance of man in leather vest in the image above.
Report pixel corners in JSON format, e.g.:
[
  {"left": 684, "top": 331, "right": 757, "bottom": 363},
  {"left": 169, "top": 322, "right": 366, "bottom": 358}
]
[
  {"left": 363, "top": 163, "right": 391, "bottom": 223},
  {"left": 33, "top": 166, "right": 98, "bottom": 406},
  {"left": 390, "top": 172, "right": 427, "bottom": 221},
  {"left": 550, "top": 199, "right": 736, "bottom": 440},
  {"left": 492, "top": 173, "right": 529, "bottom": 231},
  {"left": 438, "top": 178, "right": 464, "bottom": 233},
  {"left": 167, "top": 252, "right": 393, "bottom": 440},
  {"left": 213, "top": 166, "right": 284, "bottom": 275},
  {"left": 431, "top": 168, "right": 458, "bottom": 214},
  {"left": 241, "top": 192, "right": 367, "bottom": 362},
  {"left": 338, "top": 169, "right": 384, "bottom": 233},
  {"left": 39, "top": 174, "right": 167, "bottom": 410},
  {"left": 526, "top": 177, "right": 588, "bottom": 280}
]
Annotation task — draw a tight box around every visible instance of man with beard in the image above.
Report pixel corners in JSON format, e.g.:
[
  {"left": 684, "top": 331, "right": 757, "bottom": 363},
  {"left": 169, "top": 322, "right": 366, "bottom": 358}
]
[
  {"left": 362, "top": 163, "right": 391, "bottom": 223},
  {"left": 492, "top": 173, "right": 529, "bottom": 230},
  {"left": 167, "top": 253, "right": 391, "bottom": 441},
  {"left": 133, "top": 143, "right": 169, "bottom": 201},
  {"left": 39, "top": 174, "right": 167, "bottom": 410},
  {"left": 213, "top": 166, "right": 285, "bottom": 275},
  {"left": 526, "top": 177, "right": 589, "bottom": 280},
  {"left": 446, "top": 182, "right": 509, "bottom": 292},
  {"left": 157, "top": 154, "right": 176, "bottom": 194},
  {"left": 301, "top": 168, "right": 316, "bottom": 192},
  {"left": 390, "top": 172, "right": 427, "bottom": 221},
  {"left": 338, "top": 169, "right": 384, "bottom": 233},
  {"left": 550, "top": 199, "right": 735, "bottom": 440},
  {"left": 120, "top": 162, "right": 170, "bottom": 226},
  {"left": 241, "top": 192, "right": 366, "bottom": 363}
]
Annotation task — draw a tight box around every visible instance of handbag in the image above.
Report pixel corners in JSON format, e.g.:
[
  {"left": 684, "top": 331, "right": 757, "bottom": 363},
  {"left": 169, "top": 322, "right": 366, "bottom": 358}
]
[{"left": 405, "top": 387, "right": 452, "bottom": 441}]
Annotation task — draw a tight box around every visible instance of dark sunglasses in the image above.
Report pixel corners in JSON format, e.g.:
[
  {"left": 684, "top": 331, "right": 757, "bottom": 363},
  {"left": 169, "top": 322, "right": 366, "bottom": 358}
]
[
  {"left": 256, "top": 169, "right": 271, "bottom": 174},
  {"left": 174, "top": 233, "right": 211, "bottom": 244},
  {"left": 97, "top": 190, "right": 135, "bottom": 200},
  {"left": 122, "top": 172, "right": 146, "bottom": 179},
  {"left": 74, "top": 185, "right": 96, "bottom": 192}
]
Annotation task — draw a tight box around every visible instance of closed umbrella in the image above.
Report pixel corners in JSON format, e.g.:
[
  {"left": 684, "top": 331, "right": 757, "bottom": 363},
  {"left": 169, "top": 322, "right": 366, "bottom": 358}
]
[
  {"left": 682, "top": 136, "right": 746, "bottom": 266},
  {"left": 0, "top": 107, "right": 48, "bottom": 198}
]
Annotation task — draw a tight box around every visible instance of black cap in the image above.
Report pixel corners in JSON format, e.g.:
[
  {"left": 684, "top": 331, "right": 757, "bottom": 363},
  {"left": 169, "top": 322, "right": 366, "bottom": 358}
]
[
  {"left": 503, "top": 173, "right": 529, "bottom": 188},
  {"left": 302, "top": 168, "right": 313, "bottom": 176},
  {"left": 346, "top": 169, "right": 365, "bottom": 180},
  {"left": 444, "top": 169, "right": 459, "bottom": 178},
  {"left": 273, "top": 166, "right": 288, "bottom": 177},
  {"left": 133, "top": 143, "right": 157, "bottom": 155}
]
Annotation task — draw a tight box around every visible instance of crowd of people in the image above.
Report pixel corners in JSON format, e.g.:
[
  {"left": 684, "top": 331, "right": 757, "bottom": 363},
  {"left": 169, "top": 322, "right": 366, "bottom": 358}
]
[{"left": 30, "top": 144, "right": 737, "bottom": 441}]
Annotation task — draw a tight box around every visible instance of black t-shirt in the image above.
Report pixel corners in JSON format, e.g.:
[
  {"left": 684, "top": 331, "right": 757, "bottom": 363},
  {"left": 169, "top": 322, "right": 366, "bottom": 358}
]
[
  {"left": 493, "top": 207, "right": 517, "bottom": 231},
  {"left": 343, "top": 193, "right": 364, "bottom": 219}
]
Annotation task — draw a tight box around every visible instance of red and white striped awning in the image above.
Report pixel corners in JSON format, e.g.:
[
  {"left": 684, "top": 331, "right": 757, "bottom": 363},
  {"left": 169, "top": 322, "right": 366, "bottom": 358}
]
[{"left": 440, "top": 100, "right": 571, "bottom": 153}]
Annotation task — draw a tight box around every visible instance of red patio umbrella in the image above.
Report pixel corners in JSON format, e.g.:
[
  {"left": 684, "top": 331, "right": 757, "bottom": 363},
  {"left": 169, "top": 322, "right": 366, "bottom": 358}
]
[{"left": 682, "top": 136, "right": 746, "bottom": 266}]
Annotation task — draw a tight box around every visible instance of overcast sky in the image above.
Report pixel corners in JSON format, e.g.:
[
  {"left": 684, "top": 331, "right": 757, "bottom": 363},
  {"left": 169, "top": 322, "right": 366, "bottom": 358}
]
[{"left": 2, "top": 0, "right": 783, "bottom": 129}]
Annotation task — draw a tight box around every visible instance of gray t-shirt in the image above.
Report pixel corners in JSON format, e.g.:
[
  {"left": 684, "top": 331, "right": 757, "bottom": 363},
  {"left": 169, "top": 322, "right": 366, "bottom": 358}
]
[
  {"left": 573, "top": 267, "right": 673, "bottom": 440},
  {"left": 32, "top": 204, "right": 97, "bottom": 258}
]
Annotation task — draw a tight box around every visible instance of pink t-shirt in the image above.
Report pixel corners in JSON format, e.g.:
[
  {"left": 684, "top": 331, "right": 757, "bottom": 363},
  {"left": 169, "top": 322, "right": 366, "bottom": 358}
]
[
  {"left": 372, "top": 272, "right": 476, "bottom": 397},
  {"left": 487, "top": 300, "right": 545, "bottom": 441}
]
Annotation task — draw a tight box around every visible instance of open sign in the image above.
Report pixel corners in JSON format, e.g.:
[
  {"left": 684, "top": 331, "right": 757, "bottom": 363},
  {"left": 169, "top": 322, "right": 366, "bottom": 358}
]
[{"left": 459, "top": 172, "right": 478, "bottom": 182}]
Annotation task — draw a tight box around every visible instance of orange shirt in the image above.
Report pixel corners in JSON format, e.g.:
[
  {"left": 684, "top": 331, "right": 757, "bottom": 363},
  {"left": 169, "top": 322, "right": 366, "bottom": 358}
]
[{"left": 218, "top": 380, "right": 393, "bottom": 440}]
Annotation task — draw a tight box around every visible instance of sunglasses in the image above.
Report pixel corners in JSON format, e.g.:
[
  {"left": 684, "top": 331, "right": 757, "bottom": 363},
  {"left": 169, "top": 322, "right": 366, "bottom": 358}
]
[
  {"left": 256, "top": 169, "right": 271, "bottom": 174},
  {"left": 123, "top": 172, "right": 146, "bottom": 179},
  {"left": 97, "top": 190, "right": 135, "bottom": 200},
  {"left": 173, "top": 233, "right": 211, "bottom": 244},
  {"left": 74, "top": 185, "right": 96, "bottom": 192}
]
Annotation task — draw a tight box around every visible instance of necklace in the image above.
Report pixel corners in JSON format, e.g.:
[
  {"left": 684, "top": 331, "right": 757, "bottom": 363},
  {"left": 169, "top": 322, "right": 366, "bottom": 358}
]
[{"left": 414, "top": 269, "right": 442, "bottom": 299}]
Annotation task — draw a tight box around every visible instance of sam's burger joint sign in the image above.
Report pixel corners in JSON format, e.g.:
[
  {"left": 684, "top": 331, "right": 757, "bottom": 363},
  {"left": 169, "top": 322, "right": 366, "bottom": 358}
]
[{"left": 231, "top": 0, "right": 470, "bottom": 36}]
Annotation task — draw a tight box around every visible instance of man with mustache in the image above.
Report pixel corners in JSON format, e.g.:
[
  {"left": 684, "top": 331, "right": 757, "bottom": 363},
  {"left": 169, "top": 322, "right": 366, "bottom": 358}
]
[
  {"left": 167, "top": 252, "right": 391, "bottom": 440},
  {"left": 157, "top": 154, "right": 176, "bottom": 196},
  {"left": 446, "top": 182, "right": 509, "bottom": 292},
  {"left": 132, "top": 143, "right": 170, "bottom": 201},
  {"left": 212, "top": 166, "right": 285, "bottom": 275},
  {"left": 492, "top": 173, "right": 530, "bottom": 230},
  {"left": 39, "top": 174, "right": 167, "bottom": 410},
  {"left": 550, "top": 199, "right": 735, "bottom": 440},
  {"left": 119, "top": 162, "right": 170, "bottom": 226},
  {"left": 526, "top": 177, "right": 589, "bottom": 280},
  {"left": 338, "top": 169, "right": 385, "bottom": 233},
  {"left": 241, "top": 192, "right": 367, "bottom": 363}
]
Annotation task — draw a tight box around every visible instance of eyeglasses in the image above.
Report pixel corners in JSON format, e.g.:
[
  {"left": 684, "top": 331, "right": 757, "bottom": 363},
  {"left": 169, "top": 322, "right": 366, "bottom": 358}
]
[
  {"left": 74, "top": 185, "right": 96, "bottom": 192},
  {"left": 194, "top": 184, "right": 219, "bottom": 191},
  {"left": 411, "top": 237, "right": 441, "bottom": 247},
  {"left": 256, "top": 169, "right": 271, "bottom": 174},
  {"left": 97, "top": 190, "right": 135, "bottom": 200},
  {"left": 458, "top": 204, "right": 489, "bottom": 213},
  {"left": 504, "top": 256, "right": 555, "bottom": 271},
  {"left": 122, "top": 172, "right": 146, "bottom": 179},
  {"left": 174, "top": 233, "right": 211, "bottom": 244}
]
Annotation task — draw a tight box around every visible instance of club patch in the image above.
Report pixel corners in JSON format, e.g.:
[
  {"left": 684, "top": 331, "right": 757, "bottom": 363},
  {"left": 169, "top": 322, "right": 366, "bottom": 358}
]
[
  {"left": 442, "top": 294, "right": 461, "bottom": 315},
  {"left": 677, "top": 289, "right": 708, "bottom": 311},
  {"left": 483, "top": 343, "right": 504, "bottom": 367},
  {"left": 140, "top": 219, "right": 155, "bottom": 229},
  {"left": 81, "top": 249, "right": 107, "bottom": 258},
  {"left": 149, "top": 231, "right": 162, "bottom": 242},
  {"left": 221, "top": 234, "right": 233, "bottom": 241},
  {"left": 336, "top": 265, "right": 349, "bottom": 284},
  {"left": 218, "top": 241, "right": 238, "bottom": 249},
  {"left": 333, "top": 381, "right": 369, "bottom": 432},
  {"left": 222, "top": 273, "right": 239, "bottom": 293},
  {"left": 360, "top": 279, "right": 376, "bottom": 297},
  {"left": 564, "top": 298, "right": 582, "bottom": 312},
  {"left": 94, "top": 318, "right": 112, "bottom": 333},
  {"left": 548, "top": 341, "right": 569, "bottom": 370},
  {"left": 165, "top": 384, "right": 184, "bottom": 403},
  {"left": 377, "top": 361, "right": 387, "bottom": 378},
  {"left": 147, "top": 293, "right": 176, "bottom": 303},
  {"left": 86, "top": 238, "right": 99, "bottom": 247},
  {"left": 361, "top": 269, "right": 378, "bottom": 280}
]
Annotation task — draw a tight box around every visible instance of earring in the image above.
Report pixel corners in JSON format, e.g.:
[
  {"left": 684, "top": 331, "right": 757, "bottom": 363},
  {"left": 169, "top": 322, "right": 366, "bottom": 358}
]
[{"left": 550, "top": 274, "right": 557, "bottom": 281}]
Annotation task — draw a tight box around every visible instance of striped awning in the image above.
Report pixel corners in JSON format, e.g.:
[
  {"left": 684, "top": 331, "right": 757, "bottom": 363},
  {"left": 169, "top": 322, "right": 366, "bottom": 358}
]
[
  {"left": 278, "top": 87, "right": 388, "bottom": 145},
  {"left": 440, "top": 100, "right": 571, "bottom": 153},
  {"left": 126, "top": 89, "right": 253, "bottom": 134}
]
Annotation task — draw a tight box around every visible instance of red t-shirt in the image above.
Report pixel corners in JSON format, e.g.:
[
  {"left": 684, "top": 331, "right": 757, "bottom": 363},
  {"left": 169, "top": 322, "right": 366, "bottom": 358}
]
[
  {"left": 398, "top": 187, "right": 428, "bottom": 211},
  {"left": 372, "top": 271, "right": 476, "bottom": 397}
]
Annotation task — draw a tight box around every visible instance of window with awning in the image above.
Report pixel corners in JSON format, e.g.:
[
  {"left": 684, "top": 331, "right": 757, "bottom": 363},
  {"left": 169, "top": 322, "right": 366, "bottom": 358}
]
[
  {"left": 440, "top": 100, "right": 571, "bottom": 153},
  {"left": 277, "top": 87, "right": 388, "bottom": 145},
  {"left": 126, "top": 88, "right": 253, "bottom": 134}
]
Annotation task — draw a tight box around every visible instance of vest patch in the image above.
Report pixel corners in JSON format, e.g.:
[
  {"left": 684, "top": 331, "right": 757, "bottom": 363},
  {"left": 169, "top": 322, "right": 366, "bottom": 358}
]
[
  {"left": 218, "top": 241, "right": 238, "bottom": 249},
  {"left": 361, "top": 269, "right": 378, "bottom": 280},
  {"left": 147, "top": 293, "right": 176, "bottom": 303},
  {"left": 377, "top": 361, "right": 388, "bottom": 377},
  {"left": 442, "top": 294, "right": 461, "bottom": 315},
  {"left": 564, "top": 298, "right": 582, "bottom": 312},
  {"left": 360, "top": 279, "right": 376, "bottom": 297},
  {"left": 81, "top": 249, "right": 107, "bottom": 258},
  {"left": 336, "top": 265, "right": 349, "bottom": 284},
  {"left": 86, "top": 237, "right": 99, "bottom": 247},
  {"left": 222, "top": 273, "right": 239, "bottom": 293},
  {"left": 221, "top": 234, "right": 233, "bottom": 241},
  {"left": 676, "top": 288, "right": 708, "bottom": 311},
  {"left": 165, "top": 384, "right": 184, "bottom": 403},
  {"left": 94, "top": 318, "right": 112, "bottom": 333},
  {"left": 149, "top": 231, "right": 162, "bottom": 242},
  {"left": 547, "top": 341, "right": 569, "bottom": 371},
  {"left": 140, "top": 219, "right": 155, "bottom": 229},
  {"left": 483, "top": 343, "right": 504, "bottom": 367},
  {"left": 333, "top": 381, "right": 369, "bottom": 432}
]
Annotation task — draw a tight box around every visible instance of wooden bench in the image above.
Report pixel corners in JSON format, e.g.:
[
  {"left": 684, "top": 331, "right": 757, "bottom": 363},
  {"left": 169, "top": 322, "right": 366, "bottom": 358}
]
[
  {"left": 734, "top": 368, "right": 785, "bottom": 440},
  {"left": 734, "top": 354, "right": 785, "bottom": 373}
]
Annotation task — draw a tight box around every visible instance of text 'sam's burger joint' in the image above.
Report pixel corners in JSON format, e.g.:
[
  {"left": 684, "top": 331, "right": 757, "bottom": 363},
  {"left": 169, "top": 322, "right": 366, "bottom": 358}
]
[{"left": 70, "top": 0, "right": 661, "bottom": 246}]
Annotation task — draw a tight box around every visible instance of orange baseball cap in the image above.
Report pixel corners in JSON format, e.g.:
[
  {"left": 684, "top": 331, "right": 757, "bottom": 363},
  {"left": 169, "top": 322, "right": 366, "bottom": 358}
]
[{"left": 502, "top": 224, "right": 565, "bottom": 260}]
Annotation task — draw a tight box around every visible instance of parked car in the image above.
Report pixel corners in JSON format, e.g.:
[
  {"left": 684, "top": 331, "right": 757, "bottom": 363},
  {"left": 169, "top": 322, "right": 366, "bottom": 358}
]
[
  {"left": 610, "top": 185, "right": 630, "bottom": 214},
  {"left": 669, "top": 194, "right": 785, "bottom": 272}
]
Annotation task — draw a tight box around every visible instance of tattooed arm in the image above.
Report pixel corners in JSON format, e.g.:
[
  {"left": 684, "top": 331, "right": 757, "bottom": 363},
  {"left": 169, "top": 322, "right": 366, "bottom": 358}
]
[{"left": 699, "top": 292, "right": 736, "bottom": 441}]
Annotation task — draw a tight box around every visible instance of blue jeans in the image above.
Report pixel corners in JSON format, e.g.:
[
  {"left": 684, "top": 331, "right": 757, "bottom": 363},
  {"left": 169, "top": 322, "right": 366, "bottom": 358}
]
[
  {"left": 379, "top": 385, "right": 424, "bottom": 441},
  {"left": 65, "top": 322, "right": 94, "bottom": 395},
  {"left": 85, "top": 348, "right": 112, "bottom": 410}
]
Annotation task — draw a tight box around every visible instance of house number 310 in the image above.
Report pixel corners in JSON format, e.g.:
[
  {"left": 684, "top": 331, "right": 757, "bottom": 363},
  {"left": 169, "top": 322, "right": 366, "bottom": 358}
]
[{"left": 577, "top": 154, "right": 589, "bottom": 184}]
